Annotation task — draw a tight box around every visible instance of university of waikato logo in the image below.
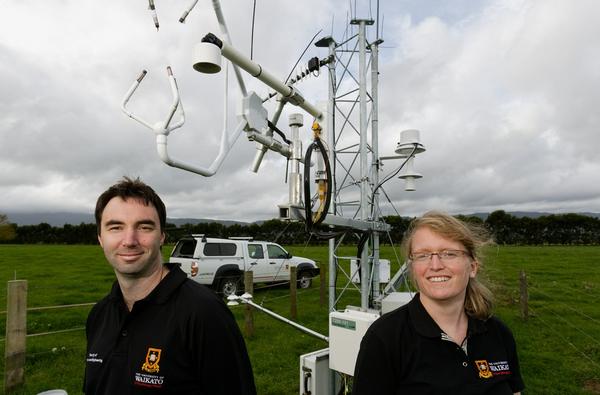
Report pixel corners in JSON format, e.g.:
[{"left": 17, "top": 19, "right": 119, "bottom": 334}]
[
  {"left": 141, "top": 347, "right": 162, "bottom": 373},
  {"left": 475, "top": 359, "right": 493, "bottom": 379}
]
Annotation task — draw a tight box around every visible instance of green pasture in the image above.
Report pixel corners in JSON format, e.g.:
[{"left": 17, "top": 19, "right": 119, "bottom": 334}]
[{"left": 0, "top": 244, "right": 599, "bottom": 394}]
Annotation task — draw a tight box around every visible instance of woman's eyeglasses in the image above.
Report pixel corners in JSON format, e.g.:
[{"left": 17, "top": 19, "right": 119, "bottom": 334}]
[{"left": 409, "top": 249, "right": 470, "bottom": 263}]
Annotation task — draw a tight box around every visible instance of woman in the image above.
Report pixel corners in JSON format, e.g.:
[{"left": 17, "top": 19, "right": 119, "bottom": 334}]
[{"left": 353, "top": 211, "right": 524, "bottom": 394}]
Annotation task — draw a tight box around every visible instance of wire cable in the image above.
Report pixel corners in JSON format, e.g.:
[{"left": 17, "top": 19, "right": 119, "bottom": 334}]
[
  {"left": 267, "top": 120, "right": 291, "bottom": 145},
  {"left": 284, "top": 30, "right": 323, "bottom": 84},
  {"left": 531, "top": 307, "right": 600, "bottom": 374},
  {"left": 529, "top": 285, "right": 600, "bottom": 326},
  {"left": 303, "top": 135, "right": 335, "bottom": 239},
  {"left": 370, "top": 144, "right": 419, "bottom": 217}
]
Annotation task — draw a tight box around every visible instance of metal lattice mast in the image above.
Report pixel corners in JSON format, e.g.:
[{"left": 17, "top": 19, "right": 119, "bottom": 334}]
[{"left": 324, "top": 17, "right": 380, "bottom": 312}]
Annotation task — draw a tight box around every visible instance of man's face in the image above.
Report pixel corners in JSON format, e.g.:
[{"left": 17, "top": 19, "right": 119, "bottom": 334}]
[{"left": 98, "top": 197, "right": 165, "bottom": 279}]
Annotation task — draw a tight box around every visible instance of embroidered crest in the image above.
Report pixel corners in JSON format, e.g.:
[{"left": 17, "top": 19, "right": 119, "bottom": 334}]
[
  {"left": 475, "top": 359, "right": 493, "bottom": 379},
  {"left": 142, "top": 347, "right": 162, "bottom": 373}
]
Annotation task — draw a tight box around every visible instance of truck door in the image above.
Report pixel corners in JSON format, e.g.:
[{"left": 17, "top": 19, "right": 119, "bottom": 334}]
[
  {"left": 266, "top": 243, "right": 291, "bottom": 282},
  {"left": 247, "top": 243, "right": 272, "bottom": 283}
]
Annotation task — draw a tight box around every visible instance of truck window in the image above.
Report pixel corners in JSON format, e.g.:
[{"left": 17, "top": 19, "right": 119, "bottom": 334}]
[
  {"left": 248, "top": 244, "right": 264, "bottom": 259},
  {"left": 203, "top": 242, "right": 237, "bottom": 256},
  {"left": 267, "top": 244, "right": 288, "bottom": 259},
  {"left": 172, "top": 240, "right": 197, "bottom": 258}
]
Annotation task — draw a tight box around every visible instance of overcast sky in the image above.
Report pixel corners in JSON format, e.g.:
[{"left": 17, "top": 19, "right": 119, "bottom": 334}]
[{"left": 1, "top": 0, "right": 599, "bottom": 223}]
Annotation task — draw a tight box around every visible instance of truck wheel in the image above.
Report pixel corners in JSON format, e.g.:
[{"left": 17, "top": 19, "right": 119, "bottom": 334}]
[
  {"left": 297, "top": 271, "right": 312, "bottom": 289},
  {"left": 219, "top": 275, "right": 241, "bottom": 297}
]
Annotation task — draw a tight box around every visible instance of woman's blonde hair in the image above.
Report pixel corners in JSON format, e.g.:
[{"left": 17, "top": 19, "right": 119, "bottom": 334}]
[{"left": 401, "top": 210, "right": 494, "bottom": 320}]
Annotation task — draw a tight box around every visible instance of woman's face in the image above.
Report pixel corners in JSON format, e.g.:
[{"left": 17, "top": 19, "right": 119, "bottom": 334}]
[{"left": 410, "top": 227, "right": 478, "bottom": 307}]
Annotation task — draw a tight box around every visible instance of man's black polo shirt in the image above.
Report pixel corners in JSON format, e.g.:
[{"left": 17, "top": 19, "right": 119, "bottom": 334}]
[
  {"left": 353, "top": 294, "right": 524, "bottom": 394},
  {"left": 84, "top": 263, "right": 256, "bottom": 394}
]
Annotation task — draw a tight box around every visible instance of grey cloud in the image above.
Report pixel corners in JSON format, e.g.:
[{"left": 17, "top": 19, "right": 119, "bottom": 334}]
[{"left": 2, "top": 0, "right": 600, "bottom": 223}]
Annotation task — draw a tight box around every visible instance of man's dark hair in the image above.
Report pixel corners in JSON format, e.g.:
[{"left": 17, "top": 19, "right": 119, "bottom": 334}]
[{"left": 95, "top": 176, "right": 166, "bottom": 234}]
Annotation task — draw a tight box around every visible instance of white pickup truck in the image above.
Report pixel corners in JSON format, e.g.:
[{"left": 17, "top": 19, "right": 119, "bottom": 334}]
[{"left": 169, "top": 235, "right": 320, "bottom": 296}]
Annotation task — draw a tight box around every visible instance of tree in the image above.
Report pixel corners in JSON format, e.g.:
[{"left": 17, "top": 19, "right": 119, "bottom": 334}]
[
  {"left": 0, "top": 213, "right": 16, "bottom": 242},
  {"left": 485, "top": 210, "right": 515, "bottom": 244}
]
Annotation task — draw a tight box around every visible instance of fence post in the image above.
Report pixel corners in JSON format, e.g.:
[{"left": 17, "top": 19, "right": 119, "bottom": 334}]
[
  {"left": 244, "top": 271, "right": 254, "bottom": 337},
  {"left": 4, "top": 280, "right": 27, "bottom": 394},
  {"left": 319, "top": 265, "right": 326, "bottom": 307},
  {"left": 290, "top": 266, "right": 297, "bottom": 320},
  {"left": 519, "top": 270, "right": 528, "bottom": 321}
]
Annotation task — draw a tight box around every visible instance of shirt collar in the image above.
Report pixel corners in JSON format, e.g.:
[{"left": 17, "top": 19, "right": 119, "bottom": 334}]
[
  {"left": 408, "top": 293, "right": 488, "bottom": 338},
  {"left": 108, "top": 262, "right": 187, "bottom": 306}
]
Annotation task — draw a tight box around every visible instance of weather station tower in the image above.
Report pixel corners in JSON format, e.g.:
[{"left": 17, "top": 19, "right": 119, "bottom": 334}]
[{"left": 120, "top": 1, "right": 426, "bottom": 393}]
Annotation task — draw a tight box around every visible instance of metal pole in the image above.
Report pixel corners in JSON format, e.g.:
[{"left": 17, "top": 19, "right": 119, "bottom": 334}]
[
  {"left": 357, "top": 19, "right": 370, "bottom": 310},
  {"left": 326, "top": 37, "right": 338, "bottom": 395},
  {"left": 327, "top": 37, "right": 338, "bottom": 314},
  {"left": 371, "top": 40, "right": 381, "bottom": 304},
  {"left": 289, "top": 114, "right": 303, "bottom": 207},
  {"left": 236, "top": 297, "right": 329, "bottom": 342}
]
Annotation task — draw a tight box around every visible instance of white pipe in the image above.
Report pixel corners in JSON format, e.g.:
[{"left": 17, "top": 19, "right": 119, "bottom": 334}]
[
  {"left": 121, "top": 64, "right": 243, "bottom": 178},
  {"left": 121, "top": 71, "right": 154, "bottom": 130},
  {"left": 250, "top": 100, "right": 285, "bottom": 172},
  {"left": 246, "top": 131, "right": 292, "bottom": 159},
  {"left": 163, "top": 67, "right": 184, "bottom": 132},
  {"left": 156, "top": 119, "right": 246, "bottom": 177},
  {"left": 212, "top": 0, "right": 247, "bottom": 96},
  {"left": 219, "top": 40, "right": 323, "bottom": 120},
  {"left": 237, "top": 297, "right": 329, "bottom": 342}
]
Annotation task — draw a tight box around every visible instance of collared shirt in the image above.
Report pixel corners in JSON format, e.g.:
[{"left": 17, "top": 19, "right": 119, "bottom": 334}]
[
  {"left": 353, "top": 294, "right": 524, "bottom": 395},
  {"left": 84, "top": 263, "right": 256, "bottom": 395}
]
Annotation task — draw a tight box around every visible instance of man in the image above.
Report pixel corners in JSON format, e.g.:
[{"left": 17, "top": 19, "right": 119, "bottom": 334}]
[{"left": 84, "top": 177, "right": 256, "bottom": 394}]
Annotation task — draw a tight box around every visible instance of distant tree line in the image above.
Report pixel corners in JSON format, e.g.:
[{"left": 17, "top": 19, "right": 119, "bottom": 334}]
[{"left": 1, "top": 210, "right": 600, "bottom": 245}]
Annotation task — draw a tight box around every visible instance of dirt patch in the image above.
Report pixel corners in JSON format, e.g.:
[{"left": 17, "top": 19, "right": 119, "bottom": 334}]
[{"left": 584, "top": 379, "right": 600, "bottom": 394}]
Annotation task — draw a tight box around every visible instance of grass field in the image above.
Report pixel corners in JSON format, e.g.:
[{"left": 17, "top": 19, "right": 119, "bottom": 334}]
[{"left": 1, "top": 244, "right": 599, "bottom": 394}]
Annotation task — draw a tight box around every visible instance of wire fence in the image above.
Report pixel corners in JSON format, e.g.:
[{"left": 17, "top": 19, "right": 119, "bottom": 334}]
[
  {"left": 529, "top": 307, "right": 600, "bottom": 372},
  {"left": 4, "top": 269, "right": 600, "bottom": 393},
  {"left": 521, "top": 278, "right": 600, "bottom": 384},
  {"left": 0, "top": 301, "right": 93, "bottom": 343}
]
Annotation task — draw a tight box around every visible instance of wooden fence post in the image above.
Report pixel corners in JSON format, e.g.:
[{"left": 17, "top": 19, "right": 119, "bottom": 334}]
[
  {"left": 319, "top": 265, "right": 326, "bottom": 307},
  {"left": 290, "top": 266, "right": 297, "bottom": 320},
  {"left": 519, "top": 270, "right": 529, "bottom": 321},
  {"left": 4, "top": 280, "right": 27, "bottom": 394},
  {"left": 244, "top": 271, "right": 254, "bottom": 337}
]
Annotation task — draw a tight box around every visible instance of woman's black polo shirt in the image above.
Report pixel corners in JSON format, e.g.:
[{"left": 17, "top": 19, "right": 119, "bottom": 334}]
[
  {"left": 84, "top": 263, "right": 256, "bottom": 394},
  {"left": 353, "top": 294, "right": 524, "bottom": 394}
]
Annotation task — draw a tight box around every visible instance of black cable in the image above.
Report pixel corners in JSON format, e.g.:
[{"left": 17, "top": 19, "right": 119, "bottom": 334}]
[
  {"left": 302, "top": 136, "right": 343, "bottom": 240},
  {"left": 355, "top": 231, "right": 370, "bottom": 283},
  {"left": 284, "top": 30, "right": 323, "bottom": 84},
  {"left": 314, "top": 138, "right": 333, "bottom": 224},
  {"left": 284, "top": 157, "right": 289, "bottom": 184},
  {"left": 370, "top": 144, "right": 419, "bottom": 217},
  {"left": 267, "top": 120, "right": 291, "bottom": 145},
  {"left": 303, "top": 136, "right": 332, "bottom": 229}
]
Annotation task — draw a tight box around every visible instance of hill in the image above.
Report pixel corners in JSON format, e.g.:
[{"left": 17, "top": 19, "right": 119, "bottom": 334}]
[
  {"left": 3, "top": 211, "right": 253, "bottom": 227},
  {"left": 4, "top": 210, "right": 600, "bottom": 227},
  {"left": 467, "top": 211, "right": 600, "bottom": 220}
]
